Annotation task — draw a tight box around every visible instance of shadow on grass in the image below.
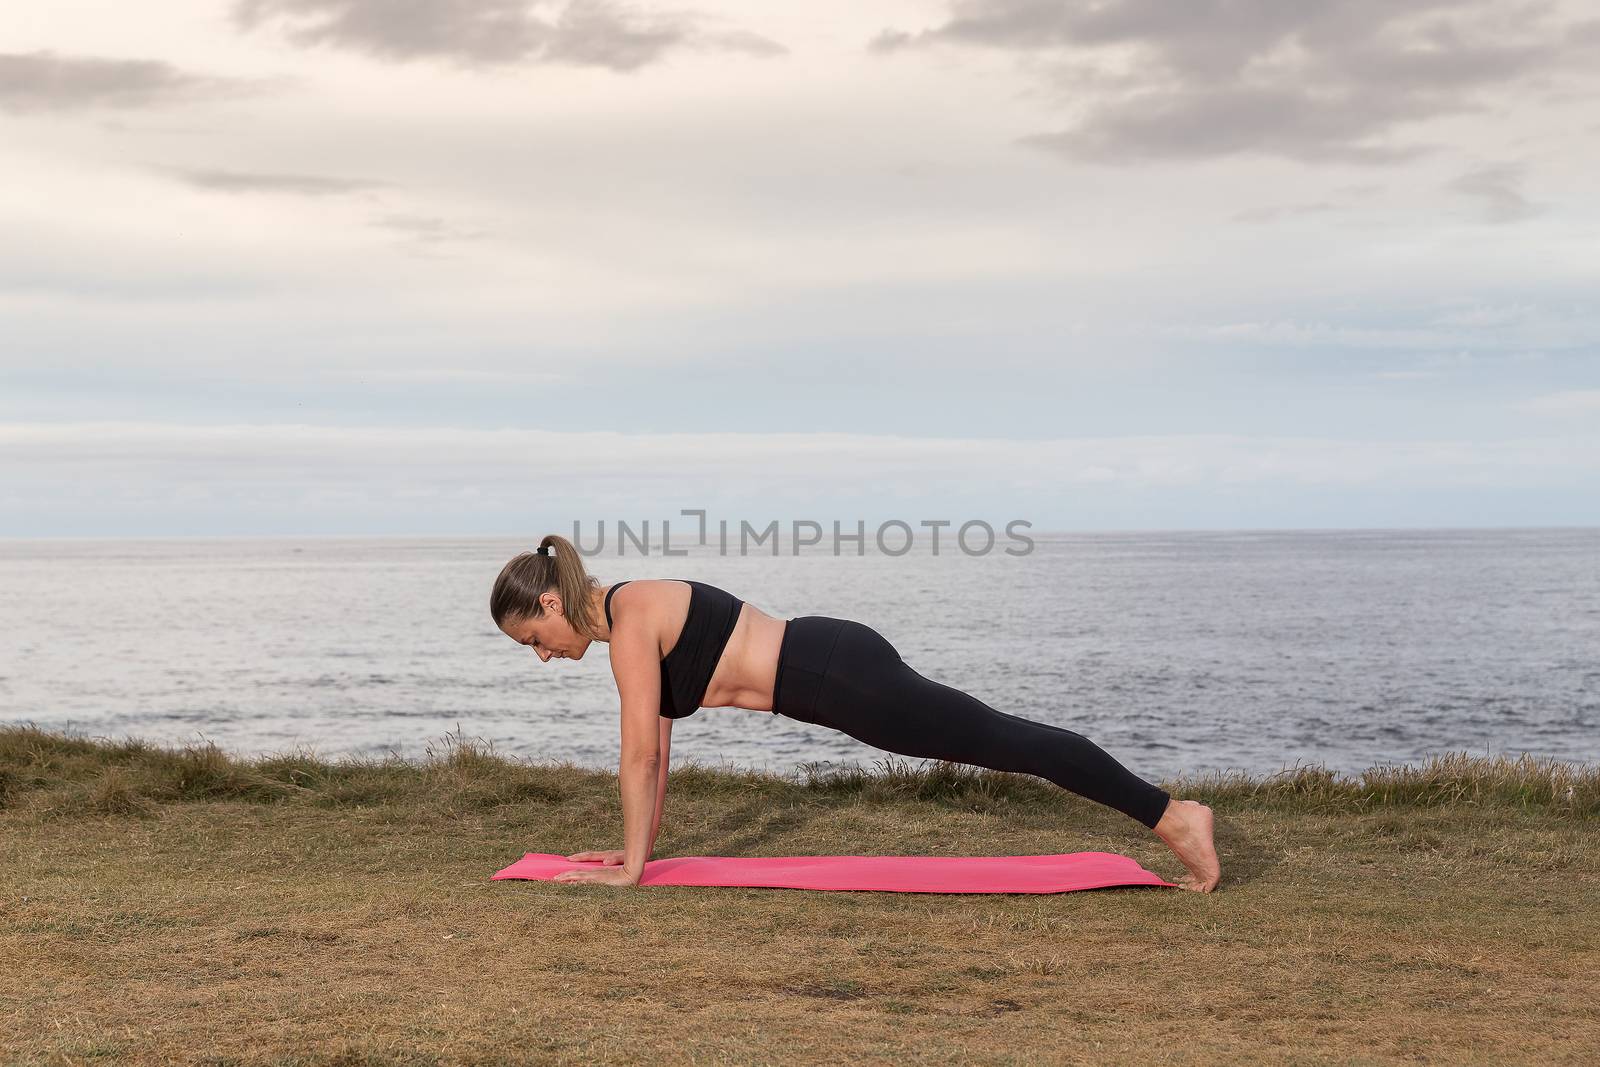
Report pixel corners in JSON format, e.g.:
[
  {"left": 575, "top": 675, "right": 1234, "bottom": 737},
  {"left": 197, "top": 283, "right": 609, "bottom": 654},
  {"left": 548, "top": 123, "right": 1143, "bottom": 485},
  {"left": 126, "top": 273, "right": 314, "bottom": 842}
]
[
  {"left": 1208, "top": 814, "right": 1277, "bottom": 889},
  {"left": 675, "top": 795, "right": 819, "bottom": 857}
]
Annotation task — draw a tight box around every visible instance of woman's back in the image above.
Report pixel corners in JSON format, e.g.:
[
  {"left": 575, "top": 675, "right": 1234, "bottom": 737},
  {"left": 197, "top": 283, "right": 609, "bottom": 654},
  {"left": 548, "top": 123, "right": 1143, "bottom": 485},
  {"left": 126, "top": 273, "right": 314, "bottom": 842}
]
[{"left": 604, "top": 579, "right": 789, "bottom": 714}]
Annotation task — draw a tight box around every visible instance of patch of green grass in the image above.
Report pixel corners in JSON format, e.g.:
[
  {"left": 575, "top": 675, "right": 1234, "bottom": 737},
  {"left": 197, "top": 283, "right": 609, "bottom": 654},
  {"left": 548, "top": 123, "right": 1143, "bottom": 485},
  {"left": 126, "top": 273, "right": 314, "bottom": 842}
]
[
  {"left": 1175, "top": 751, "right": 1599, "bottom": 816},
  {"left": 1, "top": 724, "right": 1594, "bottom": 821}
]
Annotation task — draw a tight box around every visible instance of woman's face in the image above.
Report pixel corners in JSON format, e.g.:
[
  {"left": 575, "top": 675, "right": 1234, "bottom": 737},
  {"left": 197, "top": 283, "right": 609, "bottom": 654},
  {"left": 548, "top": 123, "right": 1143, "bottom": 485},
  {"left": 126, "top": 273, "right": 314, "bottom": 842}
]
[{"left": 500, "top": 596, "right": 592, "bottom": 662}]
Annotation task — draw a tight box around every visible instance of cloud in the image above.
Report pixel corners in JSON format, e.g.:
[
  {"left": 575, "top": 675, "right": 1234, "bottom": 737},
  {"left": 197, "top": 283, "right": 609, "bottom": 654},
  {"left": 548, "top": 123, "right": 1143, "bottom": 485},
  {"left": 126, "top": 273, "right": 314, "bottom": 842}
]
[
  {"left": 1517, "top": 389, "right": 1600, "bottom": 416},
  {"left": 155, "top": 173, "right": 488, "bottom": 257},
  {"left": 1231, "top": 200, "right": 1340, "bottom": 224},
  {"left": 5, "top": 422, "right": 1597, "bottom": 494},
  {"left": 365, "top": 213, "right": 491, "bottom": 258},
  {"left": 1230, "top": 182, "right": 1383, "bottom": 224},
  {"left": 0, "top": 51, "right": 234, "bottom": 114},
  {"left": 168, "top": 168, "right": 388, "bottom": 196},
  {"left": 5, "top": 423, "right": 1597, "bottom": 534},
  {"left": 1444, "top": 162, "right": 1546, "bottom": 223},
  {"left": 231, "top": 0, "right": 785, "bottom": 72},
  {"left": 872, "top": 1, "right": 1598, "bottom": 165},
  {"left": 370, "top": 213, "right": 489, "bottom": 244}
]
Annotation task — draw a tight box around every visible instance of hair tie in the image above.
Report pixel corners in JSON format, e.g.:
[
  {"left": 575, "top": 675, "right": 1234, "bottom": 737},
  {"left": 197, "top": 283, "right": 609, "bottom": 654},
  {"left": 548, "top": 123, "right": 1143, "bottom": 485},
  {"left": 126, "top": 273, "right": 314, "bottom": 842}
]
[{"left": 537, "top": 545, "right": 551, "bottom": 556}]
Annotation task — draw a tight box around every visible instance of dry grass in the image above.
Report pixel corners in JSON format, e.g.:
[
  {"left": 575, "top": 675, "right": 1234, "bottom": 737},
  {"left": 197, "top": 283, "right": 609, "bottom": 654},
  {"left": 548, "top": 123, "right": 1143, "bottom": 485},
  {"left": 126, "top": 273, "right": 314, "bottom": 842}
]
[{"left": 2, "top": 723, "right": 1597, "bottom": 1066}]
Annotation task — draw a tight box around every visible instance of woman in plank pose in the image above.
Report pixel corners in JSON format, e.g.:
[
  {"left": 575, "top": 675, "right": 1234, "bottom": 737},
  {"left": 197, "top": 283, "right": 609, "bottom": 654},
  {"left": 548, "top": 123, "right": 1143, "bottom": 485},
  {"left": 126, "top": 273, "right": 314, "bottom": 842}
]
[{"left": 491, "top": 534, "right": 1221, "bottom": 892}]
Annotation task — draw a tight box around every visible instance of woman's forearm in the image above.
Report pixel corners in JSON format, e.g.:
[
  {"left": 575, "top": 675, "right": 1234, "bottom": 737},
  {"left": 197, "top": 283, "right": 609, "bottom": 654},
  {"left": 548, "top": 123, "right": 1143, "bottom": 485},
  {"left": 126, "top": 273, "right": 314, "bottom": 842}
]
[
  {"left": 619, "top": 756, "right": 660, "bottom": 878},
  {"left": 646, "top": 715, "right": 672, "bottom": 863},
  {"left": 647, "top": 758, "right": 668, "bottom": 857}
]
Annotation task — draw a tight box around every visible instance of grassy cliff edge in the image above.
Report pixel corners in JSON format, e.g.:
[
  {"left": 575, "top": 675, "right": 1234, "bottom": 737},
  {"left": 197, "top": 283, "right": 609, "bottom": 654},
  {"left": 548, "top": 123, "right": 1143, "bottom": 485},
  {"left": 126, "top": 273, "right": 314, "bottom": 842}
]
[{"left": 2, "top": 724, "right": 1597, "bottom": 1066}]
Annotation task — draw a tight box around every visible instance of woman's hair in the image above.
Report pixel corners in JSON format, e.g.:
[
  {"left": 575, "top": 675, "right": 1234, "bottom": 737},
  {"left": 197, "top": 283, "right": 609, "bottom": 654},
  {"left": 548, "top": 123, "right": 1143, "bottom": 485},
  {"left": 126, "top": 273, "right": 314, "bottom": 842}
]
[{"left": 489, "top": 534, "right": 602, "bottom": 637}]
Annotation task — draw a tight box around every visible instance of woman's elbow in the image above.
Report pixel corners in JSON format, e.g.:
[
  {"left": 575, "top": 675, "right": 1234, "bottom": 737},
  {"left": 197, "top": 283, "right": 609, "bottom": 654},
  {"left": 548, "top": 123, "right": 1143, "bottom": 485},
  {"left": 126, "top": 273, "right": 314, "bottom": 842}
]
[{"left": 621, "top": 749, "right": 661, "bottom": 772}]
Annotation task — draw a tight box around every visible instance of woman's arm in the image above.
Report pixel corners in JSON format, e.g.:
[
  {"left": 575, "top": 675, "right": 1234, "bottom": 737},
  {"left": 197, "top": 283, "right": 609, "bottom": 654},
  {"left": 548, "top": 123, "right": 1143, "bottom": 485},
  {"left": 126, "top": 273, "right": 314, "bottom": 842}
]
[
  {"left": 648, "top": 715, "right": 672, "bottom": 857},
  {"left": 606, "top": 619, "right": 664, "bottom": 882},
  {"left": 560, "top": 698, "right": 674, "bottom": 875}
]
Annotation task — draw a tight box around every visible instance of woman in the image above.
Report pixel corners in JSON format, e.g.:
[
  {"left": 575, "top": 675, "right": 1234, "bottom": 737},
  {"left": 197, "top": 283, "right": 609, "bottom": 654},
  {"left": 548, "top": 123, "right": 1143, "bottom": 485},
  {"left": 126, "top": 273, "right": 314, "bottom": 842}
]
[{"left": 491, "top": 535, "right": 1221, "bottom": 893}]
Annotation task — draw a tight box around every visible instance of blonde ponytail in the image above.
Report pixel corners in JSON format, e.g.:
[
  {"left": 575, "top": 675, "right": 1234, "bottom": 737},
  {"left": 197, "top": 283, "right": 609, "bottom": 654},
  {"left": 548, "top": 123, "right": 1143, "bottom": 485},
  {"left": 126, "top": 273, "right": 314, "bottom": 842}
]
[{"left": 489, "top": 533, "right": 602, "bottom": 637}]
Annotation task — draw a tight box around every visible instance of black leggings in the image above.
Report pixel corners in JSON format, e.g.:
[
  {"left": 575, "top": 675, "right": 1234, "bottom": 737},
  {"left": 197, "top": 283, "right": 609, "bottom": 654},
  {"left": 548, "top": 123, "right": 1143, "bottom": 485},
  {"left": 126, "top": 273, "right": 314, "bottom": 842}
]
[{"left": 772, "top": 616, "right": 1171, "bottom": 830}]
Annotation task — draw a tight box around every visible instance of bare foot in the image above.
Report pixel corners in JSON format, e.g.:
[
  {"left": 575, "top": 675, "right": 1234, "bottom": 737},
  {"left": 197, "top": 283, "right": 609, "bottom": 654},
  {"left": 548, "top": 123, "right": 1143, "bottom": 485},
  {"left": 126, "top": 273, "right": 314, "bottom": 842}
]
[{"left": 1152, "top": 799, "right": 1221, "bottom": 893}]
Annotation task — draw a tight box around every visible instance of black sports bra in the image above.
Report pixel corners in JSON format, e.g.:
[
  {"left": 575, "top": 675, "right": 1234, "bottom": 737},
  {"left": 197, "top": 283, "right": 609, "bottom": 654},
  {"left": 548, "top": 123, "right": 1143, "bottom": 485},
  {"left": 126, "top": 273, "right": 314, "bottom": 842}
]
[{"left": 604, "top": 579, "right": 745, "bottom": 718}]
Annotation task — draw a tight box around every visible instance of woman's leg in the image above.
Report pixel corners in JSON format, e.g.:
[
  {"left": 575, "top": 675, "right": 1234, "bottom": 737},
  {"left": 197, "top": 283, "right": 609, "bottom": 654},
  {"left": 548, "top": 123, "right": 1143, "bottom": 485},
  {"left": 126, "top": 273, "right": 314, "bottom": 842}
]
[
  {"left": 808, "top": 620, "right": 1172, "bottom": 828},
  {"left": 775, "top": 617, "right": 1221, "bottom": 890}
]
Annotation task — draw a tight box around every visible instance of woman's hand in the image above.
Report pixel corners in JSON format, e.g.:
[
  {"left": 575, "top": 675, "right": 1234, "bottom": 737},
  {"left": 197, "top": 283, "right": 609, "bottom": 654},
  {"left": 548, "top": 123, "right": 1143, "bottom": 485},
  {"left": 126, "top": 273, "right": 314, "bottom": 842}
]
[
  {"left": 564, "top": 849, "right": 625, "bottom": 865},
  {"left": 553, "top": 865, "right": 640, "bottom": 887}
]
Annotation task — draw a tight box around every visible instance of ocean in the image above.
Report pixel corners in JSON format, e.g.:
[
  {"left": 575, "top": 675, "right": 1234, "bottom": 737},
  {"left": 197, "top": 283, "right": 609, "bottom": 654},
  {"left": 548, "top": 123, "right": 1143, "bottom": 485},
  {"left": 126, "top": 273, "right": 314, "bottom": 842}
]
[{"left": 2, "top": 529, "right": 1596, "bottom": 782}]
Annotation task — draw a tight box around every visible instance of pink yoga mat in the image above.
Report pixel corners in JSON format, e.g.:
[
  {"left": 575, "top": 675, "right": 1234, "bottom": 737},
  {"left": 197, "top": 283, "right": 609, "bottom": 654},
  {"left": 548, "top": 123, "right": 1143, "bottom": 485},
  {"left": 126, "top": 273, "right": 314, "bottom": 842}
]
[{"left": 492, "top": 852, "right": 1174, "bottom": 893}]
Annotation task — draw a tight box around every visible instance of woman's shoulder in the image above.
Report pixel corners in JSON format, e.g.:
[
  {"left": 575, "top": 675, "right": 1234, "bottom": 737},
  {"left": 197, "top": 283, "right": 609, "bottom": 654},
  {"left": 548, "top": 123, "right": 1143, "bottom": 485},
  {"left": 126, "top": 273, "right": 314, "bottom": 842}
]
[
  {"left": 609, "top": 577, "right": 694, "bottom": 597},
  {"left": 606, "top": 578, "right": 692, "bottom": 618}
]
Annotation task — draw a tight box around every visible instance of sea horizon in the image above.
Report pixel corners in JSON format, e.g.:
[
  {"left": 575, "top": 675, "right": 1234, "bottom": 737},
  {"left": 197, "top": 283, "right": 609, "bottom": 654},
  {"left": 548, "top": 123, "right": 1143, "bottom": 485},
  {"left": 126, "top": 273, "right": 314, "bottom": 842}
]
[{"left": 5, "top": 528, "right": 1596, "bottom": 781}]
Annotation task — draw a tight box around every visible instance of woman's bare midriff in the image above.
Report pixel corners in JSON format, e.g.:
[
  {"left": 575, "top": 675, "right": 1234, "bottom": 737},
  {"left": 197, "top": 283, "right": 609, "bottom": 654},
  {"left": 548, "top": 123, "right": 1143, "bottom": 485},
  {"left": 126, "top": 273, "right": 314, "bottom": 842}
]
[
  {"left": 700, "top": 602, "right": 788, "bottom": 711},
  {"left": 624, "top": 581, "right": 787, "bottom": 712}
]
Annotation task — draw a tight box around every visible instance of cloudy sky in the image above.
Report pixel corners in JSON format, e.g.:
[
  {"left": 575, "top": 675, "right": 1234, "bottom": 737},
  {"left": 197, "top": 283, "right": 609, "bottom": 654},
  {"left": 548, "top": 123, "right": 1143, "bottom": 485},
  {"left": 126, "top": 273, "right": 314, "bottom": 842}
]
[{"left": 3, "top": 0, "right": 1598, "bottom": 536}]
